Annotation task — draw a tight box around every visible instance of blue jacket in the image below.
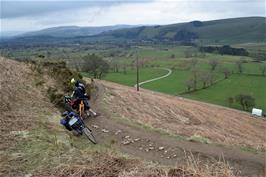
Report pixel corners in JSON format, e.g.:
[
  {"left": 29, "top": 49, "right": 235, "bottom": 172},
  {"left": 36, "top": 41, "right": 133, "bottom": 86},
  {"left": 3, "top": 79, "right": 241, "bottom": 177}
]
[{"left": 73, "top": 81, "right": 86, "bottom": 99}]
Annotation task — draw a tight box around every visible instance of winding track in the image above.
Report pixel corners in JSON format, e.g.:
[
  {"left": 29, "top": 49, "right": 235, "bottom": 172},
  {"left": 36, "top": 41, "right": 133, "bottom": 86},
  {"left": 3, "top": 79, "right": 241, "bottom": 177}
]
[{"left": 134, "top": 68, "right": 172, "bottom": 88}]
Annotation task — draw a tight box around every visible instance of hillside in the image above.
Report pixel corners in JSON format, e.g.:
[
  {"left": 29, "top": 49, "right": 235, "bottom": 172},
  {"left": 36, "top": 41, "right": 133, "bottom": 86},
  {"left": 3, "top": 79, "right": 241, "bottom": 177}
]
[
  {"left": 1, "top": 17, "right": 265, "bottom": 46},
  {"left": 96, "top": 80, "right": 266, "bottom": 150},
  {"left": 1, "top": 57, "right": 266, "bottom": 176},
  {"left": 0, "top": 57, "right": 163, "bottom": 177},
  {"left": 87, "top": 80, "right": 266, "bottom": 176},
  {"left": 100, "top": 17, "right": 266, "bottom": 44},
  {"left": 21, "top": 25, "right": 136, "bottom": 38}
]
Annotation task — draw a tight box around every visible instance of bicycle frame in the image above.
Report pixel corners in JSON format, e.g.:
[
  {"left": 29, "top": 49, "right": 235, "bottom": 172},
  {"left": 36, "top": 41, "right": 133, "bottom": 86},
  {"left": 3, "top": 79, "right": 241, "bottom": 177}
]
[{"left": 79, "top": 100, "right": 85, "bottom": 118}]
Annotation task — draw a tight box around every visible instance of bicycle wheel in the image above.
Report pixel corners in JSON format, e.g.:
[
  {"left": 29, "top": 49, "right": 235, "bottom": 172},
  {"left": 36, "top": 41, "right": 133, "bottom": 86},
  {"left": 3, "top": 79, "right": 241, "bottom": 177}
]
[{"left": 83, "top": 127, "right": 97, "bottom": 144}]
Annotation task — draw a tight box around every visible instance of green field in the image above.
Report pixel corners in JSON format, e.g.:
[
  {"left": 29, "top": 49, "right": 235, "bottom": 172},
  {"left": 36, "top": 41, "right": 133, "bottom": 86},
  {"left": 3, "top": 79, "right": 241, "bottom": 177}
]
[
  {"left": 97, "top": 46, "right": 266, "bottom": 111},
  {"left": 142, "top": 70, "right": 191, "bottom": 95},
  {"left": 83, "top": 68, "right": 169, "bottom": 87},
  {"left": 183, "top": 74, "right": 266, "bottom": 110}
]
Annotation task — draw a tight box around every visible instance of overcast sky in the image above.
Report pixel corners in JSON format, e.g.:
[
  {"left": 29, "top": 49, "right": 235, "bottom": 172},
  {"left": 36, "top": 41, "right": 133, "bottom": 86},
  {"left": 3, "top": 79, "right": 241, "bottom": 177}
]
[{"left": 0, "top": 0, "right": 265, "bottom": 34}]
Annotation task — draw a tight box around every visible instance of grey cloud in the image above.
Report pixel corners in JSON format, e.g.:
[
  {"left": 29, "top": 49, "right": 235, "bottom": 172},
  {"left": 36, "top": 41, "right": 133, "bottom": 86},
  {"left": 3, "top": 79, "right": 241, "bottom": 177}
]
[
  {"left": 197, "top": 1, "right": 264, "bottom": 14},
  {"left": 1, "top": 0, "right": 152, "bottom": 19},
  {"left": 1, "top": 1, "right": 112, "bottom": 19},
  {"left": 164, "top": 0, "right": 265, "bottom": 19}
]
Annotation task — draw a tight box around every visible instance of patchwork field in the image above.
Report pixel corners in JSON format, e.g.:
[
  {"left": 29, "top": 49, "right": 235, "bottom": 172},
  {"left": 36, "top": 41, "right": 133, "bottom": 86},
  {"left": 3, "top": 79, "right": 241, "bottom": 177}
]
[
  {"left": 96, "top": 46, "right": 266, "bottom": 112},
  {"left": 183, "top": 74, "right": 266, "bottom": 110}
]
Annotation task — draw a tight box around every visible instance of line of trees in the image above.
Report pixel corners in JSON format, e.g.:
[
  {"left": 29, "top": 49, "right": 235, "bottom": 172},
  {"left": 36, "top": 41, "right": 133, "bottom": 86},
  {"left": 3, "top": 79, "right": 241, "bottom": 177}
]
[
  {"left": 185, "top": 70, "right": 215, "bottom": 91},
  {"left": 227, "top": 94, "right": 255, "bottom": 111},
  {"left": 208, "top": 58, "right": 232, "bottom": 79},
  {"left": 185, "top": 59, "right": 217, "bottom": 91},
  {"left": 184, "top": 57, "right": 232, "bottom": 91},
  {"left": 109, "top": 58, "right": 153, "bottom": 75},
  {"left": 184, "top": 46, "right": 265, "bottom": 75},
  {"left": 184, "top": 57, "right": 265, "bottom": 93},
  {"left": 200, "top": 45, "right": 249, "bottom": 56}
]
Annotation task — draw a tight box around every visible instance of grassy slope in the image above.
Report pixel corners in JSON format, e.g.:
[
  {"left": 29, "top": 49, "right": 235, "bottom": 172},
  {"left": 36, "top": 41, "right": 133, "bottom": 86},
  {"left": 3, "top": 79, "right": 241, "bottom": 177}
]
[
  {"left": 193, "top": 17, "right": 266, "bottom": 44},
  {"left": 102, "top": 17, "right": 266, "bottom": 44}
]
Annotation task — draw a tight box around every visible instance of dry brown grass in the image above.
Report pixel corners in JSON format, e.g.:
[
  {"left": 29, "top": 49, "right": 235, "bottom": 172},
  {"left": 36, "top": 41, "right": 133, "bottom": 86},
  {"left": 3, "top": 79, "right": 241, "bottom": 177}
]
[
  {"left": 101, "top": 80, "right": 266, "bottom": 151},
  {"left": 176, "top": 152, "right": 237, "bottom": 177},
  {"left": 34, "top": 153, "right": 140, "bottom": 177},
  {"left": 34, "top": 153, "right": 238, "bottom": 177},
  {"left": 0, "top": 57, "right": 57, "bottom": 148},
  {"left": 119, "top": 153, "right": 238, "bottom": 177},
  {"left": 0, "top": 57, "right": 59, "bottom": 176}
]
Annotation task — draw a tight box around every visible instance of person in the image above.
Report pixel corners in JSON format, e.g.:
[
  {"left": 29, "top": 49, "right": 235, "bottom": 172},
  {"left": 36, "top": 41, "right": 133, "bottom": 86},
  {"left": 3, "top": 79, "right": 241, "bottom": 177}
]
[{"left": 70, "top": 78, "right": 97, "bottom": 117}]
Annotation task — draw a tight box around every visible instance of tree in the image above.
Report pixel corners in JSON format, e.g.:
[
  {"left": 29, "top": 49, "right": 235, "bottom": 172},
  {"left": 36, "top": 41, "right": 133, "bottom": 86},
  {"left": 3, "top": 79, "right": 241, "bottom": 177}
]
[
  {"left": 199, "top": 72, "right": 211, "bottom": 88},
  {"left": 222, "top": 67, "right": 231, "bottom": 79},
  {"left": 209, "top": 72, "right": 215, "bottom": 85},
  {"left": 139, "top": 59, "right": 146, "bottom": 68},
  {"left": 83, "top": 54, "right": 110, "bottom": 79},
  {"left": 209, "top": 59, "right": 218, "bottom": 71},
  {"left": 185, "top": 48, "right": 198, "bottom": 58},
  {"left": 184, "top": 49, "right": 191, "bottom": 58},
  {"left": 260, "top": 63, "right": 266, "bottom": 75},
  {"left": 170, "top": 54, "right": 175, "bottom": 59},
  {"left": 200, "top": 71, "right": 214, "bottom": 88},
  {"left": 191, "top": 68, "right": 199, "bottom": 90},
  {"left": 98, "top": 61, "right": 109, "bottom": 79},
  {"left": 191, "top": 58, "right": 198, "bottom": 68},
  {"left": 109, "top": 61, "right": 120, "bottom": 73},
  {"left": 227, "top": 97, "right": 234, "bottom": 107},
  {"left": 122, "top": 64, "right": 127, "bottom": 74},
  {"left": 199, "top": 51, "right": 206, "bottom": 58},
  {"left": 115, "top": 63, "right": 120, "bottom": 73},
  {"left": 235, "top": 94, "right": 255, "bottom": 111},
  {"left": 38, "top": 54, "right": 45, "bottom": 59},
  {"left": 185, "top": 79, "right": 194, "bottom": 91},
  {"left": 235, "top": 59, "right": 243, "bottom": 73},
  {"left": 130, "top": 63, "right": 135, "bottom": 70},
  {"left": 69, "top": 58, "right": 90, "bottom": 72}
]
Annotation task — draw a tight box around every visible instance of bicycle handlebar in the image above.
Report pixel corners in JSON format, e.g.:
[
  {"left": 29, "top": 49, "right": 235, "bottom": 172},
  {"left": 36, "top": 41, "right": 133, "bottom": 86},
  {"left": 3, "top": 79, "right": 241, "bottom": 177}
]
[{"left": 64, "top": 95, "right": 89, "bottom": 100}]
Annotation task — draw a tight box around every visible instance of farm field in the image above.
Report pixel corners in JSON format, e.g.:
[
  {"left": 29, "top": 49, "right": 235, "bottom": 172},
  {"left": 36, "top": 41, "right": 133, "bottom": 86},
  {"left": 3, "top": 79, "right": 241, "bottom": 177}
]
[
  {"left": 183, "top": 74, "right": 266, "bottom": 110},
  {"left": 98, "top": 46, "right": 266, "bottom": 111},
  {"left": 142, "top": 71, "right": 265, "bottom": 110}
]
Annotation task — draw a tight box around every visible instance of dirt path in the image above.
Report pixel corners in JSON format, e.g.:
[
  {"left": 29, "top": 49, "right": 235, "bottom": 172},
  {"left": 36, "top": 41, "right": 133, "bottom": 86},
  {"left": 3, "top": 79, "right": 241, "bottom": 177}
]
[
  {"left": 84, "top": 79, "right": 266, "bottom": 177},
  {"left": 134, "top": 68, "right": 172, "bottom": 88}
]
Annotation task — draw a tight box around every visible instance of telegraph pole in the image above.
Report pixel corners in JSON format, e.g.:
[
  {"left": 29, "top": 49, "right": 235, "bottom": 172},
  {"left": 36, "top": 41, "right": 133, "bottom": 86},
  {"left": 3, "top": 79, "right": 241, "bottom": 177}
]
[{"left": 136, "top": 54, "right": 140, "bottom": 91}]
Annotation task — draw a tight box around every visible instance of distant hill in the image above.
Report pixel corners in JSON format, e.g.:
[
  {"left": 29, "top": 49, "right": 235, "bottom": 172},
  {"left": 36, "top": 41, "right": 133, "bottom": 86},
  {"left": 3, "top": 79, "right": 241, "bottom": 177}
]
[
  {"left": 1, "top": 17, "right": 265, "bottom": 46},
  {"left": 21, "top": 25, "right": 137, "bottom": 38},
  {"left": 99, "top": 17, "right": 266, "bottom": 44}
]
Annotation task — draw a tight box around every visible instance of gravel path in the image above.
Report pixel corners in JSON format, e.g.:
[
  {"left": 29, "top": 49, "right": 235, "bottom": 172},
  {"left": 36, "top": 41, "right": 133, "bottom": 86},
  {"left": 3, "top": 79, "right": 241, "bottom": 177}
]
[{"left": 134, "top": 68, "right": 172, "bottom": 88}]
